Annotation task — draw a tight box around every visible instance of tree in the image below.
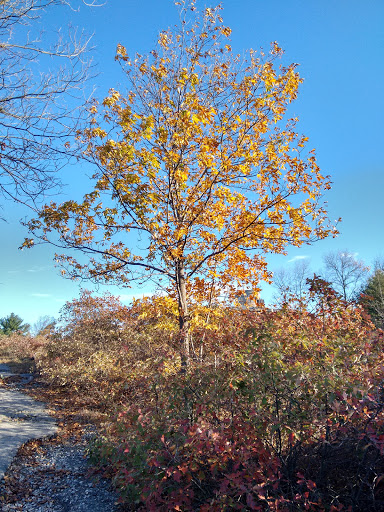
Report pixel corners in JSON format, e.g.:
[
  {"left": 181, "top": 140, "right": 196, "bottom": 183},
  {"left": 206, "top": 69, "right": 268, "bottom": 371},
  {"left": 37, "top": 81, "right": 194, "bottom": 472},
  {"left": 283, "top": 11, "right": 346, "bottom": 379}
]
[
  {"left": 323, "top": 249, "right": 368, "bottom": 301},
  {"left": 31, "top": 315, "right": 56, "bottom": 336},
  {"left": 360, "top": 266, "right": 384, "bottom": 329},
  {"left": 0, "top": 0, "right": 94, "bottom": 211},
  {"left": 0, "top": 312, "right": 30, "bottom": 335},
  {"left": 24, "top": 2, "right": 337, "bottom": 368},
  {"left": 273, "top": 258, "right": 311, "bottom": 302}
]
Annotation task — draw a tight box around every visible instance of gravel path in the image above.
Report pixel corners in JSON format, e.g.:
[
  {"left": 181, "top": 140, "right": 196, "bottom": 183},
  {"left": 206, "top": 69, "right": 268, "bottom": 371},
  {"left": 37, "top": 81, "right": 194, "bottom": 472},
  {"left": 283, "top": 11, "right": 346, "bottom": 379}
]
[
  {"left": 0, "top": 365, "right": 124, "bottom": 511},
  {"left": 1, "top": 428, "right": 122, "bottom": 511},
  {"left": 0, "top": 387, "right": 57, "bottom": 479}
]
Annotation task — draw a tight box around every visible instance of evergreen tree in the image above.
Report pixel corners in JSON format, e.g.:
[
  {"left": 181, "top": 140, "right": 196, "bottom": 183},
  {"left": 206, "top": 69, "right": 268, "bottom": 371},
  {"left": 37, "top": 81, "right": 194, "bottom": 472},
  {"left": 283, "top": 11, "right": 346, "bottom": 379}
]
[
  {"left": 360, "top": 269, "right": 384, "bottom": 329},
  {"left": 0, "top": 313, "right": 30, "bottom": 335}
]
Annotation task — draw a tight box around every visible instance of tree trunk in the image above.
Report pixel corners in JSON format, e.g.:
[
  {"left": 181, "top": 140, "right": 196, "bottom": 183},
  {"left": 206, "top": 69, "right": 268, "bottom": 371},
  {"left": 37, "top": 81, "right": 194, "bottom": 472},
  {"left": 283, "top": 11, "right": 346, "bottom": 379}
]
[{"left": 177, "top": 264, "right": 190, "bottom": 371}]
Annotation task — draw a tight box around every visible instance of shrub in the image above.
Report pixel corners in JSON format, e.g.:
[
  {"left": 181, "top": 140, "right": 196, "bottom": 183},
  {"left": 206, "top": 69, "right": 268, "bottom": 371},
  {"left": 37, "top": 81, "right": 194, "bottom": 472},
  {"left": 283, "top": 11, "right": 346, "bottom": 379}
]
[
  {"left": 30, "top": 283, "right": 384, "bottom": 509},
  {"left": 38, "top": 290, "right": 179, "bottom": 405},
  {"left": 0, "top": 332, "right": 48, "bottom": 363},
  {"left": 87, "top": 280, "right": 384, "bottom": 510}
]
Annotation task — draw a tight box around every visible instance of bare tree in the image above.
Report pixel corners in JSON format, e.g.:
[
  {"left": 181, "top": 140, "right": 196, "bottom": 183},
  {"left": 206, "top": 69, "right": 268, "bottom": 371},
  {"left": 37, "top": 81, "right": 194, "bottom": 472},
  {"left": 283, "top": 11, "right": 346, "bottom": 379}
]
[
  {"left": 323, "top": 249, "right": 369, "bottom": 301},
  {"left": 374, "top": 257, "right": 384, "bottom": 273},
  {"left": 31, "top": 314, "right": 55, "bottom": 336},
  {"left": 0, "top": 0, "right": 94, "bottom": 212},
  {"left": 273, "top": 258, "right": 312, "bottom": 302}
]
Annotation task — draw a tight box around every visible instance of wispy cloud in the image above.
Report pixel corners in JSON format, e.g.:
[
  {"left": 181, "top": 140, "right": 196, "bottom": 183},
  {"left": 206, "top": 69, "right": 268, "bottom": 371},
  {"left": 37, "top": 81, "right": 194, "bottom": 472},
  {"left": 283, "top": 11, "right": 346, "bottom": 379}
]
[
  {"left": 340, "top": 251, "right": 359, "bottom": 259},
  {"left": 7, "top": 270, "right": 20, "bottom": 274},
  {"left": 288, "top": 255, "right": 309, "bottom": 263},
  {"left": 27, "top": 266, "right": 51, "bottom": 273},
  {"left": 30, "top": 293, "right": 52, "bottom": 298}
]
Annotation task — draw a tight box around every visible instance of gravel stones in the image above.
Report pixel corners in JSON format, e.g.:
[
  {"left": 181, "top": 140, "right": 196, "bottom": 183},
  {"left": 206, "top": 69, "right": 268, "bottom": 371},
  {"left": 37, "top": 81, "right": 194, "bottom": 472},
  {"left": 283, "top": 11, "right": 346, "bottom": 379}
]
[
  {"left": 1, "top": 435, "right": 121, "bottom": 511},
  {"left": 0, "top": 365, "right": 124, "bottom": 511}
]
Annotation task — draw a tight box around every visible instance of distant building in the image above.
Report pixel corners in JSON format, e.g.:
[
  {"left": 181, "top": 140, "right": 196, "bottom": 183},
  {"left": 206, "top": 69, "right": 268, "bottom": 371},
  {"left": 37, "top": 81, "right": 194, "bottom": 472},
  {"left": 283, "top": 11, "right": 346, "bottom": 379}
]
[{"left": 238, "top": 289, "right": 264, "bottom": 308}]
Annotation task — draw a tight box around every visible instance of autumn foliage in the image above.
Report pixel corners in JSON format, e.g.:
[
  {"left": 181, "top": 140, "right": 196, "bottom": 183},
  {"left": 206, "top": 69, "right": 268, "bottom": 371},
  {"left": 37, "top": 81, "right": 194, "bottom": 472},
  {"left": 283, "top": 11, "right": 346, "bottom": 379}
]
[
  {"left": 12, "top": 2, "right": 383, "bottom": 510},
  {"left": 18, "top": 276, "right": 381, "bottom": 511},
  {"left": 24, "top": 1, "right": 337, "bottom": 368},
  {"left": 82, "top": 280, "right": 384, "bottom": 511},
  {"left": 37, "top": 290, "right": 180, "bottom": 405}
]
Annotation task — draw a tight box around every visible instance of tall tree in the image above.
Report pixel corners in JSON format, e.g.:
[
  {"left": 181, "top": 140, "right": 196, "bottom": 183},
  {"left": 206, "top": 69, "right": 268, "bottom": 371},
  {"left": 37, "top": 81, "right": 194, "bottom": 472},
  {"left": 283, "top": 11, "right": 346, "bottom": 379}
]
[
  {"left": 323, "top": 249, "right": 368, "bottom": 301},
  {"left": 0, "top": 312, "right": 30, "bottom": 335},
  {"left": 360, "top": 261, "right": 384, "bottom": 329},
  {"left": 273, "top": 258, "right": 311, "bottom": 302},
  {"left": 0, "top": 0, "right": 94, "bottom": 212},
  {"left": 24, "top": 2, "right": 337, "bottom": 368},
  {"left": 32, "top": 315, "right": 56, "bottom": 336}
]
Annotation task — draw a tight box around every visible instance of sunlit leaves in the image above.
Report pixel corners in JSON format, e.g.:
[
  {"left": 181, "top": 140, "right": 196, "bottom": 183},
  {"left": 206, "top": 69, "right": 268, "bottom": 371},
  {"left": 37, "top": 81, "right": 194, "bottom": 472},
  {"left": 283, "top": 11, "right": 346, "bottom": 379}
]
[{"left": 25, "top": 2, "right": 337, "bottom": 365}]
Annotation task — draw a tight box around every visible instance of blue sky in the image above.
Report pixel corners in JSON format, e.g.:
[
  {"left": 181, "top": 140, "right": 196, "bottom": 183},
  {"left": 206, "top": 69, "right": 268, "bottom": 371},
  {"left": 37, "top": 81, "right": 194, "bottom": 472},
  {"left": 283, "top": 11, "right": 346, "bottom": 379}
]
[{"left": 1, "top": 0, "right": 383, "bottom": 327}]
